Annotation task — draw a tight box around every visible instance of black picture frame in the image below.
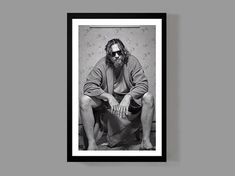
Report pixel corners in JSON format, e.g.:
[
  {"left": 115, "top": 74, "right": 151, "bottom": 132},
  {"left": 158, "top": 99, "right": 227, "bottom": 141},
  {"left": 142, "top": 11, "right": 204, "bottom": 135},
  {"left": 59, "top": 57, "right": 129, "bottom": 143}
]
[{"left": 67, "top": 13, "right": 167, "bottom": 162}]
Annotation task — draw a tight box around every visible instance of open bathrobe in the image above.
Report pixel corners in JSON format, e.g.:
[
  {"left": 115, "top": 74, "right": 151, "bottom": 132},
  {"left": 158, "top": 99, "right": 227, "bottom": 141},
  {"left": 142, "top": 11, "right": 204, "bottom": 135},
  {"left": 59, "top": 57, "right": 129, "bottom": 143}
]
[{"left": 83, "top": 55, "right": 149, "bottom": 147}]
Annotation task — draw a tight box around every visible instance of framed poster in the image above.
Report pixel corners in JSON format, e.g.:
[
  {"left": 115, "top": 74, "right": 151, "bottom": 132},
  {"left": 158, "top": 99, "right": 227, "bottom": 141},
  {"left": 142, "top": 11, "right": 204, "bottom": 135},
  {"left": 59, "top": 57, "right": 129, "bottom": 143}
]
[{"left": 67, "top": 13, "right": 166, "bottom": 162}]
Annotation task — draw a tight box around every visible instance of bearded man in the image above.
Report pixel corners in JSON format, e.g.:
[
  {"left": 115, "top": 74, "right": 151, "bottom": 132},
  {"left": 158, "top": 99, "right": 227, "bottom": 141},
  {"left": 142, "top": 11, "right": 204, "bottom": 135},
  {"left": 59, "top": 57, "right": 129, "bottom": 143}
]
[{"left": 80, "top": 38, "right": 155, "bottom": 150}]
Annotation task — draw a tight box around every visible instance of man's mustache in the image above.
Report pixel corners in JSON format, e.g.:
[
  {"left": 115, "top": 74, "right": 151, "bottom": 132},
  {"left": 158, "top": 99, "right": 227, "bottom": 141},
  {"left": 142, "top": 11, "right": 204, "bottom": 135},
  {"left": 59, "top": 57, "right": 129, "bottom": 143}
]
[{"left": 113, "top": 56, "right": 124, "bottom": 61}]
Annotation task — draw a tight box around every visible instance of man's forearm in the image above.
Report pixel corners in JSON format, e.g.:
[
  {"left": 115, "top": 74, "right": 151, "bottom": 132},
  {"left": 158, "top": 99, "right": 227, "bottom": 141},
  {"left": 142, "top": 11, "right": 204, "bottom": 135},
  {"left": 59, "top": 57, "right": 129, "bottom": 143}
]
[
  {"left": 98, "top": 92, "right": 132, "bottom": 101},
  {"left": 97, "top": 92, "right": 113, "bottom": 101},
  {"left": 123, "top": 94, "right": 132, "bottom": 101}
]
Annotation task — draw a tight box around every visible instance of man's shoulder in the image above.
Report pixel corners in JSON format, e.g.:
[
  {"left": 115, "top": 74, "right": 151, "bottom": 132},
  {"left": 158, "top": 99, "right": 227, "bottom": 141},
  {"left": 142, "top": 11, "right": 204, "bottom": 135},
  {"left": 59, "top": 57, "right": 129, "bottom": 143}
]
[
  {"left": 96, "top": 57, "right": 106, "bottom": 64},
  {"left": 94, "top": 57, "right": 107, "bottom": 68},
  {"left": 127, "top": 55, "right": 141, "bottom": 66}
]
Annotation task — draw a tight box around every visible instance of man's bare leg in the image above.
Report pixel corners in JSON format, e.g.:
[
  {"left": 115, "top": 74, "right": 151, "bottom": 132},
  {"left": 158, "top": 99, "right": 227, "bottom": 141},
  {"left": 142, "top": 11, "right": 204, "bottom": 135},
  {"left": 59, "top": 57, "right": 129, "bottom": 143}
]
[
  {"left": 140, "top": 92, "right": 155, "bottom": 149},
  {"left": 80, "top": 95, "right": 102, "bottom": 150}
]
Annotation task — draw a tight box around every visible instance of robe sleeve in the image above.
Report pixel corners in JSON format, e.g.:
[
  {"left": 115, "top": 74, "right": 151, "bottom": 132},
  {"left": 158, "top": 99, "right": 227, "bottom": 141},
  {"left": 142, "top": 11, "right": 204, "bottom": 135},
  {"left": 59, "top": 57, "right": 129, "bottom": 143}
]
[
  {"left": 83, "top": 60, "right": 105, "bottom": 97},
  {"left": 127, "top": 57, "right": 148, "bottom": 100}
]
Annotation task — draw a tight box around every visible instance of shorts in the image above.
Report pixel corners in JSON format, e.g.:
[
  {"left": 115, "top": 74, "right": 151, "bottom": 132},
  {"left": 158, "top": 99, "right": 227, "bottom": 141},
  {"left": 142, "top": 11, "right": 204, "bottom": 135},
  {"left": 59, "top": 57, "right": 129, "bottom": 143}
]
[{"left": 95, "top": 92, "right": 142, "bottom": 114}]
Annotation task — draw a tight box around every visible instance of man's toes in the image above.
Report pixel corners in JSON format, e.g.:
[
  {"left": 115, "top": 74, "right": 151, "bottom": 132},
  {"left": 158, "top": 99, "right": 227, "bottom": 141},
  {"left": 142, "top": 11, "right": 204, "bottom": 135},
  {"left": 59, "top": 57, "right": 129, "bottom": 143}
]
[
  {"left": 140, "top": 140, "right": 154, "bottom": 150},
  {"left": 87, "top": 145, "right": 98, "bottom": 150}
]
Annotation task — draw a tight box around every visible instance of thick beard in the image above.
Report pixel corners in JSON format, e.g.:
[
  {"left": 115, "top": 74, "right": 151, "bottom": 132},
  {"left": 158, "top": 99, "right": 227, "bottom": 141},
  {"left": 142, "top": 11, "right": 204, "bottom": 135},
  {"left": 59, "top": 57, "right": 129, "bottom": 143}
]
[{"left": 112, "top": 57, "right": 124, "bottom": 68}]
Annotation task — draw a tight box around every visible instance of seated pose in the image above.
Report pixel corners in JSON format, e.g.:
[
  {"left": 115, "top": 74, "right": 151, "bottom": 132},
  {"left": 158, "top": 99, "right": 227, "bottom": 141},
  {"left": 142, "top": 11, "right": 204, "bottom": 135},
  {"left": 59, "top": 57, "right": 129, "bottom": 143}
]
[{"left": 80, "top": 38, "right": 155, "bottom": 150}]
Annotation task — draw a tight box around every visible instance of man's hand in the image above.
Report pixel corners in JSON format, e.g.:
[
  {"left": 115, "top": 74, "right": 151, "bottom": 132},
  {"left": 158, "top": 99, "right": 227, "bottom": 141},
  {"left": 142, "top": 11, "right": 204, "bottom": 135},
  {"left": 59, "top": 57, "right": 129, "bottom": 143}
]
[
  {"left": 118, "top": 94, "right": 131, "bottom": 119},
  {"left": 108, "top": 95, "right": 119, "bottom": 115},
  {"left": 97, "top": 92, "right": 119, "bottom": 115}
]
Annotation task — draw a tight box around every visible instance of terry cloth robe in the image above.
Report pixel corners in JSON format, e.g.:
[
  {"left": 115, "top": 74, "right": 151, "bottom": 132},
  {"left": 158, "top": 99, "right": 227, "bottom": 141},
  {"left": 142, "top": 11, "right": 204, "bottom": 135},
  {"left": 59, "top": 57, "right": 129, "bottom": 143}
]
[{"left": 83, "top": 55, "right": 148, "bottom": 147}]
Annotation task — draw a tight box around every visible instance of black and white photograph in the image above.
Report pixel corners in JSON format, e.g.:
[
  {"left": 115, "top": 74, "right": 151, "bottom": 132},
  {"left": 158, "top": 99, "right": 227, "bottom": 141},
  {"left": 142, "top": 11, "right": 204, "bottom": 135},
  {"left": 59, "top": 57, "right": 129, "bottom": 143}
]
[{"left": 67, "top": 13, "right": 166, "bottom": 162}]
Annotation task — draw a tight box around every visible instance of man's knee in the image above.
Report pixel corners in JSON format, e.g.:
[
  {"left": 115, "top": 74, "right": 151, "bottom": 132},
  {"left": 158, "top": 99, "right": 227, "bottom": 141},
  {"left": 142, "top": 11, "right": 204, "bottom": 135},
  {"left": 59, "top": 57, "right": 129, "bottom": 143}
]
[
  {"left": 80, "top": 95, "right": 93, "bottom": 110},
  {"left": 142, "top": 92, "right": 154, "bottom": 107}
]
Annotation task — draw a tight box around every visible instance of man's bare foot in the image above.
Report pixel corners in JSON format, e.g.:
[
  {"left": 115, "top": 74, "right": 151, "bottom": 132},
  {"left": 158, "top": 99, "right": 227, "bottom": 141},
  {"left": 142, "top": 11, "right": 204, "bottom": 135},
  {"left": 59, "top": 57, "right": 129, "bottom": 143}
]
[
  {"left": 140, "top": 139, "right": 154, "bottom": 150},
  {"left": 87, "top": 141, "right": 98, "bottom": 150}
]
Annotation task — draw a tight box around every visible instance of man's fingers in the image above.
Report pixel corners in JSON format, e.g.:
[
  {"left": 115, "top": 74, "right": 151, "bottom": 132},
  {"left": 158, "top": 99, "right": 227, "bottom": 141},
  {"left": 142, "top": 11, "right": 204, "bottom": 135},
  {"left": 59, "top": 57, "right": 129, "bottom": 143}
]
[
  {"left": 124, "top": 107, "right": 128, "bottom": 116},
  {"left": 111, "top": 105, "right": 116, "bottom": 114},
  {"left": 122, "top": 107, "right": 125, "bottom": 118},
  {"left": 125, "top": 108, "right": 128, "bottom": 116},
  {"left": 110, "top": 104, "right": 128, "bottom": 118},
  {"left": 114, "top": 105, "right": 119, "bottom": 115},
  {"left": 110, "top": 105, "right": 114, "bottom": 114},
  {"left": 116, "top": 105, "right": 120, "bottom": 117},
  {"left": 112, "top": 105, "right": 116, "bottom": 114},
  {"left": 118, "top": 106, "right": 123, "bottom": 118},
  {"left": 120, "top": 106, "right": 124, "bottom": 118}
]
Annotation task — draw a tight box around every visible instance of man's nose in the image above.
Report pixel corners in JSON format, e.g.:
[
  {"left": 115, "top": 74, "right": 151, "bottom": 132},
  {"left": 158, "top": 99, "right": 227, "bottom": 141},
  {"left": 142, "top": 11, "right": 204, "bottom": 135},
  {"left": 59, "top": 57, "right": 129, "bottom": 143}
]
[{"left": 115, "top": 53, "right": 119, "bottom": 57}]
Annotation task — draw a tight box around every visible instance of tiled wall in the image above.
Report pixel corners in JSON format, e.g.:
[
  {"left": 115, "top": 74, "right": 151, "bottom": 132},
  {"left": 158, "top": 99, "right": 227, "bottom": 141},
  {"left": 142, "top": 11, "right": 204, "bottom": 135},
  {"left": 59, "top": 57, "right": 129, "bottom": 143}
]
[{"left": 79, "top": 25, "right": 156, "bottom": 100}]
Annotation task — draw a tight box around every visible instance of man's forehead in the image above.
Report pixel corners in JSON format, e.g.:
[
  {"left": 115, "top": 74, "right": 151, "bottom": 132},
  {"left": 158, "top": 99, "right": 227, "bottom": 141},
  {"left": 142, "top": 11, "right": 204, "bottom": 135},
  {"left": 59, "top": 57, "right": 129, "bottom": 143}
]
[{"left": 111, "top": 44, "right": 120, "bottom": 51}]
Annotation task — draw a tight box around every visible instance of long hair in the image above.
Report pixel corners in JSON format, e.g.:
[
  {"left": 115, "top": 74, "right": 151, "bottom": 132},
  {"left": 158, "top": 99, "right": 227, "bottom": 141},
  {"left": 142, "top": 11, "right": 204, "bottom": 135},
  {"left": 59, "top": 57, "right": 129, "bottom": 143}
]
[{"left": 105, "top": 39, "right": 130, "bottom": 67}]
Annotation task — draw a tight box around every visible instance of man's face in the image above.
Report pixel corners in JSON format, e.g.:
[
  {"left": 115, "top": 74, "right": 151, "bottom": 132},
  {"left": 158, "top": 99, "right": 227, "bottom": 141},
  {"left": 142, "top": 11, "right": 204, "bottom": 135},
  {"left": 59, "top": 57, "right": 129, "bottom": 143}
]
[{"left": 110, "top": 44, "right": 124, "bottom": 68}]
